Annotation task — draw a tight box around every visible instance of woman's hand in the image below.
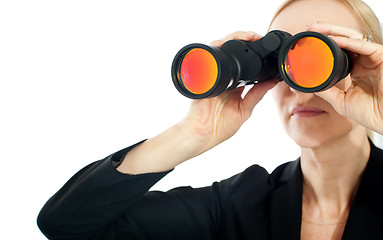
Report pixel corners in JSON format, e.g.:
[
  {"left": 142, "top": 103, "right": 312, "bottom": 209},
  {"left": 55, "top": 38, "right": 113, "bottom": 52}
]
[
  {"left": 180, "top": 31, "right": 277, "bottom": 153},
  {"left": 119, "top": 31, "right": 277, "bottom": 174},
  {"left": 307, "top": 23, "right": 383, "bottom": 135}
]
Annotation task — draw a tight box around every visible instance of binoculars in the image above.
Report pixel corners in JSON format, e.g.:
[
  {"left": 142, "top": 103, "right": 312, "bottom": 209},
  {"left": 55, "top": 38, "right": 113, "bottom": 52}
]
[{"left": 171, "top": 30, "right": 351, "bottom": 99}]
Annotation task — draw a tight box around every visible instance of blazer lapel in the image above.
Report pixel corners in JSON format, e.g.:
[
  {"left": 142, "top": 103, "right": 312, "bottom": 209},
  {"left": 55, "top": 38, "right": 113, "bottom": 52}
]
[
  {"left": 268, "top": 142, "right": 383, "bottom": 240},
  {"left": 342, "top": 143, "right": 383, "bottom": 240},
  {"left": 269, "top": 159, "right": 303, "bottom": 240}
]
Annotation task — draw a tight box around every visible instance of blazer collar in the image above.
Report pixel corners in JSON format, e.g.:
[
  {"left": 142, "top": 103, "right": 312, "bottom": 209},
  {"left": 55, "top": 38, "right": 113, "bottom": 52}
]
[
  {"left": 268, "top": 141, "right": 383, "bottom": 240},
  {"left": 341, "top": 142, "right": 383, "bottom": 240},
  {"left": 269, "top": 159, "right": 303, "bottom": 240}
]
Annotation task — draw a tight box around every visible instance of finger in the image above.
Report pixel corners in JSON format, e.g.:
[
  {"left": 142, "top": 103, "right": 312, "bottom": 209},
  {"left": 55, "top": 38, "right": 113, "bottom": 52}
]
[
  {"left": 315, "top": 87, "right": 347, "bottom": 116},
  {"left": 211, "top": 31, "right": 263, "bottom": 47},
  {"left": 218, "top": 86, "right": 245, "bottom": 103},
  {"left": 241, "top": 80, "right": 277, "bottom": 114},
  {"left": 349, "top": 62, "right": 373, "bottom": 79},
  {"left": 306, "top": 23, "right": 363, "bottom": 39},
  {"left": 211, "top": 39, "right": 224, "bottom": 47},
  {"left": 220, "top": 31, "right": 262, "bottom": 43},
  {"left": 329, "top": 36, "right": 383, "bottom": 68}
]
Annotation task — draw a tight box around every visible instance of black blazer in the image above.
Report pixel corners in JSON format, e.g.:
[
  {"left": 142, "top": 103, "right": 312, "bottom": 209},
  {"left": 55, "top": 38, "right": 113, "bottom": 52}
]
[{"left": 37, "top": 141, "right": 383, "bottom": 240}]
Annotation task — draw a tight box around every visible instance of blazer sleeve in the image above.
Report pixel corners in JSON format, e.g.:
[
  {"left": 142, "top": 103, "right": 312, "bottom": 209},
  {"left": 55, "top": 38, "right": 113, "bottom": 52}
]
[{"left": 37, "top": 142, "right": 223, "bottom": 240}]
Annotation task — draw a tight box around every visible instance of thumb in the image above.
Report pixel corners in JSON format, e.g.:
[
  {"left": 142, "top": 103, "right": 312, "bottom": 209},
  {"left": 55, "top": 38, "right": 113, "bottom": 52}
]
[
  {"left": 315, "top": 87, "right": 346, "bottom": 116},
  {"left": 242, "top": 80, "right": 278, "bottom": 113}
]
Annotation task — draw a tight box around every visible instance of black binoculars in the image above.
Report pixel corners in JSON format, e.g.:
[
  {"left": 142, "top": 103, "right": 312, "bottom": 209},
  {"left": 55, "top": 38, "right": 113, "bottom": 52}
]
[{"left": 171, "top": 30, "right": 351, "bottom": 99}]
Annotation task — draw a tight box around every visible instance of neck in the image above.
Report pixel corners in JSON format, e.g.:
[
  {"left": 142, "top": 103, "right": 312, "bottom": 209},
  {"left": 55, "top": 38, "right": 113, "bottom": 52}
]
[{"left": 300, "top": 128, "right": 370, "bottom": 222}]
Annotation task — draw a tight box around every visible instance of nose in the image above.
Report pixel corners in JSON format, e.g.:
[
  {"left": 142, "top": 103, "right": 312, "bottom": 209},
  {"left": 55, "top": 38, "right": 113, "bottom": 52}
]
[
  {"left": 289, "top": 86, "right": 317, "bottom": 99},
  {"left": 289, "top": 87, "right": 301, "bottom": 94}
]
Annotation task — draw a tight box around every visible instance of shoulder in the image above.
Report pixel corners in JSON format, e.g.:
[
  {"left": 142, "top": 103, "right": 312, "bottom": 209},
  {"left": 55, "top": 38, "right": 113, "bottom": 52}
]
[
  {"left": 214, "top": 160, "right": 300, "bottom": 199},
  {"left": 270, "top": 159, "right": 301, "bottom": 187}
]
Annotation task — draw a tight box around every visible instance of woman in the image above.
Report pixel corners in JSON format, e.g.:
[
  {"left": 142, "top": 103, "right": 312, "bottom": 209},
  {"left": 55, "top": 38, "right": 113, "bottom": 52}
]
[{"left": 37, "top": 0, "right": 383, "bottom": 239}]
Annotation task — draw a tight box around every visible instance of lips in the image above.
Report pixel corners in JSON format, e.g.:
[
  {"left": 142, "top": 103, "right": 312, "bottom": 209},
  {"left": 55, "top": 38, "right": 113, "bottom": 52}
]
[{"left": 291, "top": 106, "right": 326, "bottom": 118}]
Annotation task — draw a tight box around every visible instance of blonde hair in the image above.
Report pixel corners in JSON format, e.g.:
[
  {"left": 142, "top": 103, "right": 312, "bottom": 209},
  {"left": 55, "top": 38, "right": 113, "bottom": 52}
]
[{"left": 269, "top": 0, "right": 383, "bottom": 44}]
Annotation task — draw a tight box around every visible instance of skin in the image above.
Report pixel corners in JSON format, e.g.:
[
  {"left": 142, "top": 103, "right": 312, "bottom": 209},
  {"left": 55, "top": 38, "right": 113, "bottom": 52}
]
[{"left": 117, "top": 0, "right": 383, "bottom": 239}]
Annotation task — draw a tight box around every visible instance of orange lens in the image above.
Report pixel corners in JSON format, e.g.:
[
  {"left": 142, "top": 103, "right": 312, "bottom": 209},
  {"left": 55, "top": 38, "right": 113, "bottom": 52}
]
[
  {"left": 284, "top": 37, "right": 334, "bottom": 88},
  {"left": 180, "top": 48, "right": 218, "bottom": 94}
]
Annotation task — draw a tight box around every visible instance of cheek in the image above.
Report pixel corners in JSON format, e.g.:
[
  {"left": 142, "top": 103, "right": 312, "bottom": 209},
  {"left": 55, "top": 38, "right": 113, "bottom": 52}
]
[
  {"left": 272, "top": 82, "right": 291, "bottom": 107},
  {"left": 272, "top": 83, "right": 291, "bottom": 125}
]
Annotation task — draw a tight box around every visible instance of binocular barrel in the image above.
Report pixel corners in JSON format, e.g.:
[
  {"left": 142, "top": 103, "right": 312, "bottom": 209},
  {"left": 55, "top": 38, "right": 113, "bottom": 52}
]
[{"left": 171, "top": 30, "right": 351, "bottom": 99}]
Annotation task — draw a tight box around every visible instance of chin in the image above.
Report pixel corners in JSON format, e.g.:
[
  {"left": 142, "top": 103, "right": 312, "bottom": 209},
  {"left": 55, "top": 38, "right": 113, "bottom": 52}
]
[
  {"left": 291, "top": 133, "right": 331, "bottom": 149},
  {"left": 285, "top": 121, "right": 355, "bottom": 149}
]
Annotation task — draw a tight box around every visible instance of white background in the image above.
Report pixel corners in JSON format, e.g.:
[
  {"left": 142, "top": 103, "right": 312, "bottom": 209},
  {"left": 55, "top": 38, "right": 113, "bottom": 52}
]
[{"left": 1, "top": 0, "right": 382, "bottom": 239}]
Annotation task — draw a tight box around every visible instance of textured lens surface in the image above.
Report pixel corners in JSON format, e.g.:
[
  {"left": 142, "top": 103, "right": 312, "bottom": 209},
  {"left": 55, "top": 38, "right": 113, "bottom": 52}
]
[
  {"left": 180, "top": 48, "right": 218, "bottom": 94},
  {"left": 285, "top": 37, "right": 334, "bottom": 88}
]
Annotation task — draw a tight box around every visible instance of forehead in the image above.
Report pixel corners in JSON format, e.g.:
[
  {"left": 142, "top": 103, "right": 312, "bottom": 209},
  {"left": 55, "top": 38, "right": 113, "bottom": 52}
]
[{"left": 269, "top": 0, "right": 361, "bottom": 35}]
